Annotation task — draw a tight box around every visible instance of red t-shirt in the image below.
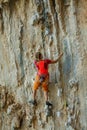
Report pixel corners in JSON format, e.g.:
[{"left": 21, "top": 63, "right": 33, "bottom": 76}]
[{"left": 34, "top": 59, "right": 52, "bottom": 75}]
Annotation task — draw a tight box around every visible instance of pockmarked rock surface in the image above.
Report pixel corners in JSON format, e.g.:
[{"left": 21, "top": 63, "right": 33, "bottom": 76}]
[{"left": 0, "top": 0, "right": 87, "bottom": 130}]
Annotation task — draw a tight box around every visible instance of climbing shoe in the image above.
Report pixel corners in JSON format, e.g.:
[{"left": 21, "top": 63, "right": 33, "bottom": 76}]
[
  {"left": 29, "top": 100, "right": 37, "bottom": 106},
  {"left": 46, "top": 101, "right": 52, "bottom": 106}
]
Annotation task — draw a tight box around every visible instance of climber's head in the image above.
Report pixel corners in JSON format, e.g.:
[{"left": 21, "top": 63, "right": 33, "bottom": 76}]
[{"left": 35, "top": 52, "right": 43, "bottom": 61}]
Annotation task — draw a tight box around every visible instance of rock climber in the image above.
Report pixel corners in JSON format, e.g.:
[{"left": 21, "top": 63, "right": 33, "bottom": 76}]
[{"left": 29, "top": 51, "right": 63, "bottom": 106}]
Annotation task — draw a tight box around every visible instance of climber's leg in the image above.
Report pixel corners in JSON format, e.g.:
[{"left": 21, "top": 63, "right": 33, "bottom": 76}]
[
  {"left": 42, "top": 76, "right": 52, "bottom": 106},
  {"left": 29, "top": 75, "right": 40, "bottom": 105}
]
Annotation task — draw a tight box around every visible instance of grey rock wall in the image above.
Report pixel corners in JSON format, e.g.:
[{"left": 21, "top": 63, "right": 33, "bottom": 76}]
[{"left": 0, "top": 0, "right": 87, "bottom": 130}]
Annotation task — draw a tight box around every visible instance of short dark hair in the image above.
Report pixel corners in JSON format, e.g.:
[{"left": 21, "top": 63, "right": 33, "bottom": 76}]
[{"left": 35, "top": 52, "right": 42, "bottom": 60}]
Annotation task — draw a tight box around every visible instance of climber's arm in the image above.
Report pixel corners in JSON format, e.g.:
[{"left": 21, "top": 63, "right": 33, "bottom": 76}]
[
  {"left": 51, "top": 52, "right": 63, "bottom": 64},
  {"left": 34, "top": 60, "right": 39, "bottom": 71}
]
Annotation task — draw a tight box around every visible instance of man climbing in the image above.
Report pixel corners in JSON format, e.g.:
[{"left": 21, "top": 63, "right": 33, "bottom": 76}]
[{"left": 29, "top": 51, "right": 63, "bottom": 106}]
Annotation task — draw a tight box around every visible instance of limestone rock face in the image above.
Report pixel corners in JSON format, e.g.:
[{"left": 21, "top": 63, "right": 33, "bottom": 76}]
[{"left": 0, "top": 0, "right": 87, "bottom": 130}]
